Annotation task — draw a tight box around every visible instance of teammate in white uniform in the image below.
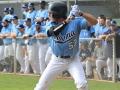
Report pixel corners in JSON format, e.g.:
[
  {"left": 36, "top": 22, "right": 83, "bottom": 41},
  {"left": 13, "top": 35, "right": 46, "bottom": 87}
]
[
  {"left": 0, "top": 19, "right": 14, "bottom": 72},
  {"left": 34, "top": 2, "right": 97, "bottom": 90},
  {"left": 35, "top": 22, "right": 48, "bottom": 74},
  {"left": 11, "top": 24, "right": 26, "bottom": 73},
  {"left": 24, "top": 18, "right": 39, "bottom": 74}
]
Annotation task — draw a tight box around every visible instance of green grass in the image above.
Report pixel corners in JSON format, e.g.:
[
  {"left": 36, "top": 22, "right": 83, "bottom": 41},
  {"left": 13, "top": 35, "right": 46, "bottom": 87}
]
[{"left": 0, "top": 73, "right": 120, "bottom": 90}]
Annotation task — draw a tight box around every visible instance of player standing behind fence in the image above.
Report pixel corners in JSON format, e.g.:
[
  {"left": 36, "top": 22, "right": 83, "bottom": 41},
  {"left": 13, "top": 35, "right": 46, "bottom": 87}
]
[
  {"left": 23, "top": 18, "right": 39, "bottom": 74},
  {"left": 2, "top": 7, "right": 9, "bottom": 21},
  {"left": 79, "top": 41, "right": 92, "bottom": 77},
  {"left": 35, "top": 1, "right": 48, "bottom": 24},
  {"left": 34, "top": 22, "right": 48, "bottom": 75},
  {"left": 11, "top": 24, "right": 26, "bottom": 73},
  {"left": 34, "top": 2, "right": 97, "bottom": 90},
  {"left": 35, "top": 0, "right": 49, "bottom": 74},
  {"left": 26, "top": 3, "right": 36, "bottom": 24},
  {"left": 0, "top": 16, "right": 4, "bottom": 62},
  {"left": 22, "top": 3, "right": 29, "bottom": 19},
  {"left": 0, "top": 19, "right": 14, "bottom": 72},
  {"left": 99, "top": 20, "right": 120, "bottom": 81}
]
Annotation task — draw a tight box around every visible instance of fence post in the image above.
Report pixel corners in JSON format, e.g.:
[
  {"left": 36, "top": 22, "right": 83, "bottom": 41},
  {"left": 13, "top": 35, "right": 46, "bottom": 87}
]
[
  {"left": 112, "top": 38, "right": 117, "bottom": 82},
  {"left": 14, "top": 39, "right": 17, "bottom": 74}
]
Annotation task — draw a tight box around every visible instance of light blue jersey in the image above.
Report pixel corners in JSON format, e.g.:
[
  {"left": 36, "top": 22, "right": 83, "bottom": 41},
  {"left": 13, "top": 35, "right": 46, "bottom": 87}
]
[
  {"left": 11, "top": 20, "right": 22, "bottom": 33},
  {"left": 94, "top": 23, "right": 108, "bottom": 37},
  {"left": 12, "top": 23, "right": 19, "bottom": 33},
  {"left": 79, "top": 29, "right": 90, "bottom": 38},
  {"left": 47, "top": 18, "right": 87, "bottom": 57},
  {"left": 26, "top": 10, "right": 36, "bottom": 24},
  {"left": 35, "top": 9, "right": 48, "bottom": 27},
  {"left": 35, "top": 28, "right": 48, "bottom": 44},
  {"left": 3, "top": 14, "right": 14, "bottom": 22},
  {"left": 1, "top": 24, "right": 12, "bottom": 45},
  {"left": 16, "top": 31, "right": 26, "bottom": 46},
  {"left": 25, "top": 25, "right": 36, "bottom": 45},
  {"left": 35, "top": 9, "right": 48, "bottom": 20},
  {"left": 11, "top": 23, "right": 21, "bottom": 43},
  {"left": 79, "top": 29, "right": 91, "bottom": 43}
]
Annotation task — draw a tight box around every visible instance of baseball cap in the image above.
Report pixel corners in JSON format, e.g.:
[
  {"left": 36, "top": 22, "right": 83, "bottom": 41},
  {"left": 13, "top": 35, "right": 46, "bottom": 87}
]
[
  {"left": 12, "top": 15, "right": 18, "bottom": 20},
  {"left": 110, "top": 20, "right": 117, "bottom": 26},
  {"left": 28, "top": 3, "right": 34, "bottom": 7},
  {"left": 17, "top": 24, "right": 25, "bottom": 29},
  {"left": 22, "top": 3, "right": 28, "bottom": 8},
  {"left": 25, "top": 18, "right": 31, "bottom": 22},
  {"left": 3, "top": 7, "right": 9, "bottom": 12},
  {"left": 2, "top": 19, "right": 10, "bottom": 23},
  {"left": 9, "top": 7, "right": 14, "bottom": 11},
  {"left": 35, "top": 22, "right": 41, "bottom": 26},
  {"left": 40, "top": 0, "right": 46, "bottom": 5}
]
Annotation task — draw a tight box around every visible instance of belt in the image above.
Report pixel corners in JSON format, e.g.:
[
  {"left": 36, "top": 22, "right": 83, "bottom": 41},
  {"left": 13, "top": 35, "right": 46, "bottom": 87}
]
[
  {"left": 18, "top": 44, "right": 26, "bottom": 46},
  {"left": 4, "top": 43, "right": 11, "bottom": 46},
  {"left": 57, "top": 56, "right": 71, "bottom": 59},
  {"left": 28, "top": 43, "right": 34, "bottom": 45}
]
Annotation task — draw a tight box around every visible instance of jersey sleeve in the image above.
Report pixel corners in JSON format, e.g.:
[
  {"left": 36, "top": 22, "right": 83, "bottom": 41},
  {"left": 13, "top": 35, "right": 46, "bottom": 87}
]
[
  {"left": 44, "top": 10, "right": 48, "bottom": 19},
  {"left": 75, "top": 18, "right": 88, "bottom": 33},
  {"left": 80, "top": 18, "right": 88, "bottom": 29}
]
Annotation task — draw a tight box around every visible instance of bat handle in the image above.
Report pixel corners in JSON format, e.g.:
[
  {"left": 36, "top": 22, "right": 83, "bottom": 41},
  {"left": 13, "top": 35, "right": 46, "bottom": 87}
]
[{"left": 75, "top": 0, "right": 78, "bottom": 4}]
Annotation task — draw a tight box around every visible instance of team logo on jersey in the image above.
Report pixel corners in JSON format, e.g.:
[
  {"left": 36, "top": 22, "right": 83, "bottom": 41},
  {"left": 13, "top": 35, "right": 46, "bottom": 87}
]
[{"left": 54, "top": 31, "right": 77, "bottom": 43}]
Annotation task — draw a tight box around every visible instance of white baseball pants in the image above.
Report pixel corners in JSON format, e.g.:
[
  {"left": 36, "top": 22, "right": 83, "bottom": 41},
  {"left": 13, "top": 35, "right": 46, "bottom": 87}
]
[
  {"left": 24, "top": 44, "right": 39, "bottom": 74},
  {"left": 107, "top": 58, "right": 120, "bottom": 78},
  {"left": 4, "top": 44, "right": 14, "bottom": 58},
  {"left": 34, "top": 54, "right": 88, "bottom": 90},
  {"left": 0, "top": 45, "right": 4, "bottom": 60},
  {"left": 16, "top": 44, "right": 25, "bottom": 72},
  {"left": 38, "top": 43, "right": 48, "bottom": 74},
  {"left": 45, "top": 46, "right": 52, "bottom": 65},
  {"left": 86, "top": 60, "right": 95, "bottom": 76}
]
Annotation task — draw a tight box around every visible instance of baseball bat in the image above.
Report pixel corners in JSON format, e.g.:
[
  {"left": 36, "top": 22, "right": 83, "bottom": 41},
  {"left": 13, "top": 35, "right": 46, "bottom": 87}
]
[{"left": 74, "top": 0, "right": 78, "bottom": 4}]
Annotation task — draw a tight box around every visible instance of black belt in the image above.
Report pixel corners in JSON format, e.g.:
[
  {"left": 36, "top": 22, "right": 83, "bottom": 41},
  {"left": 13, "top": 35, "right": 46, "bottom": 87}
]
[
  {"left": 57, "top": 56, "right": 71, "bottom": 59},
  {"left": 4, "top": 44, "right": 11, "bottom": 46}
]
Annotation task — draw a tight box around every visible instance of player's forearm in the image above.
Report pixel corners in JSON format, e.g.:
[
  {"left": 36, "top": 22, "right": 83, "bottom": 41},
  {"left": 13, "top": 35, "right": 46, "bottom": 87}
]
[
  {"left": 99, "top": 35, "right": 107, "bottom": 39},
  {"left": 35, "top": 33, "right": 48, "bottom": 39},
  {"left": 81, "top": 12, "right": 97, "bottom": 25}
]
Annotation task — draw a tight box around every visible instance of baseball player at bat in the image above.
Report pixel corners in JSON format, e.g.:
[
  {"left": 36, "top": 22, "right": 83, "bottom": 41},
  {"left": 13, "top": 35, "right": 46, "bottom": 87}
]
[{"left": 34, "top": 1, "right": 97, "bottom": 90}]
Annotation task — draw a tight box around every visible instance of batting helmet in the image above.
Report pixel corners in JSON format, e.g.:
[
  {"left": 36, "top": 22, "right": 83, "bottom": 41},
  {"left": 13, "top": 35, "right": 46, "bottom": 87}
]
[
  {"left": 48, "top": 2, "right": 67, "bottom": 19},
  {"left": 17, "top": 24, "right": 25, "bottom": 29}
]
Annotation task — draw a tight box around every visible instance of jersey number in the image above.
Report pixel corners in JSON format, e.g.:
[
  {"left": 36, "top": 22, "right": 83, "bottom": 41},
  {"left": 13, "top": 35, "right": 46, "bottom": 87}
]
[{"left": 68, "top": 39, "right": 77, "bottom": 49}]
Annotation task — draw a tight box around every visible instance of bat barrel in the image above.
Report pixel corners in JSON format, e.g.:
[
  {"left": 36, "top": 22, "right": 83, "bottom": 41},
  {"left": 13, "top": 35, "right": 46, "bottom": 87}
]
[{"left": 75, "top": 0, "right": 78, "bottom": 4}]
